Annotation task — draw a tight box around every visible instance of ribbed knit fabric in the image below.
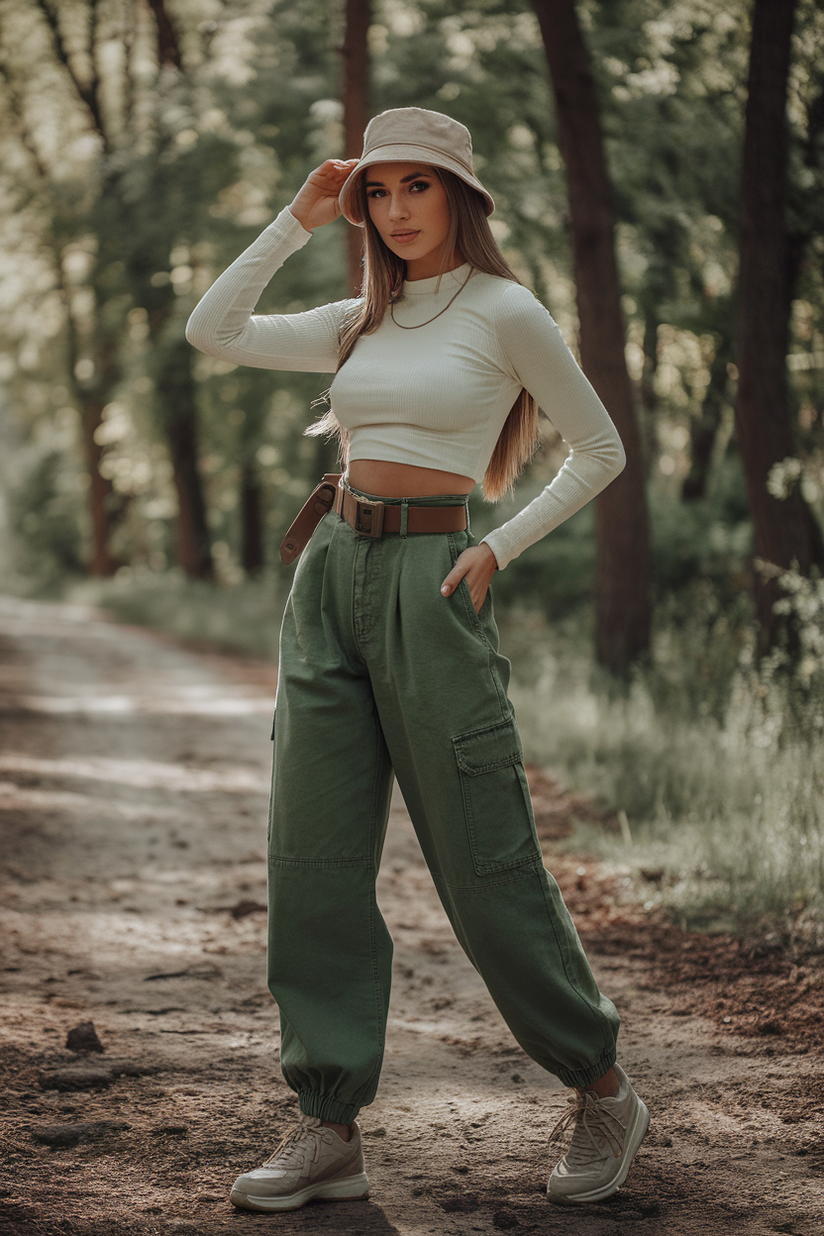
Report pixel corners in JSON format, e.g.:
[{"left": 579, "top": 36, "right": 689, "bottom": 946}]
[{"left": 185, "top": 207, "right": 625, "bottom": 569}]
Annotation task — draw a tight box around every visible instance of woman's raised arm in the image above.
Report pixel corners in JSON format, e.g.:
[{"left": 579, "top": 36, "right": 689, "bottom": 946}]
[{"left": 185, "top": 160, "right": 360, "bottom": 374}]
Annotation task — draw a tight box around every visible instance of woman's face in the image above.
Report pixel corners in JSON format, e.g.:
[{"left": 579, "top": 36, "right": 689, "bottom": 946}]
[{"left": 364, "top": 162, "right": 460, "bottom": 280}]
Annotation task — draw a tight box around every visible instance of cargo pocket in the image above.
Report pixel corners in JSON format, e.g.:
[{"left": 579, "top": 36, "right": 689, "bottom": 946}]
[{"left": 453, "top": 715, "right": 541, "bottom": 876}]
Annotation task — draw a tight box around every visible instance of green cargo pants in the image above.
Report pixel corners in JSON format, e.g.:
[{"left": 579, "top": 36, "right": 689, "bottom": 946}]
[{"left": 267, "top": 490, "right": 619, "bottom": 1125}]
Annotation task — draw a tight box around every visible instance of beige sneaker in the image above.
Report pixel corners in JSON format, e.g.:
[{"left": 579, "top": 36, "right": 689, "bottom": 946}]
[
  {"left": 547, "top": 1064, "right": 649, "bottom": 1204},
  {"left": 230, "top": 1114, "right": 369, "bottom": 1212}
]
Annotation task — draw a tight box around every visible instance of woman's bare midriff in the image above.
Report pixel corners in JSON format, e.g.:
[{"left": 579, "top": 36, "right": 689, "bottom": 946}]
[{"left": 347, "top": 460, "right": 474, "bottom": 498}]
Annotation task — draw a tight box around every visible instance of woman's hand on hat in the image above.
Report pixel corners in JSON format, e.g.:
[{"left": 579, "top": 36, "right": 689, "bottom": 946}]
[
  {"left": 441, "top": 543, "right": 498, "bottom": 614},
  {"left": 288, "top": 159, "right": 360, "bottom": 231}
]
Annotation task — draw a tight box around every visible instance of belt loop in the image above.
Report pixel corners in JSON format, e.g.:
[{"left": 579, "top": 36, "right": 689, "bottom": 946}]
[
  {"left": 400, "top": 499, "right": 409, "bottom": 538},
  {"left": 464, "top": 498, "right": 472, "bottom": 538}
]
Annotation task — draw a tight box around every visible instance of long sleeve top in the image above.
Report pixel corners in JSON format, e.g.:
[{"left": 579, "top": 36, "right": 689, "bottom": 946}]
[{"left": 185, "top": 207, "right": 626, "bottom": 569}]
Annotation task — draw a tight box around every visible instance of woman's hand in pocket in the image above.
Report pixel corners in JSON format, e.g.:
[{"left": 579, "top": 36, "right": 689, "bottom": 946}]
[{"left": 441, "top": 543, "right": 498, "bottom": 614}]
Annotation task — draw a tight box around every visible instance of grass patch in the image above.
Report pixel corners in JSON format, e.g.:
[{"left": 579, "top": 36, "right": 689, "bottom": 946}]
[
  {"left": 68, "top": 567, "right": 287, "bottom": 660},
  {"left": 500, "top": 593, "right": 824, "bottom": 953}
]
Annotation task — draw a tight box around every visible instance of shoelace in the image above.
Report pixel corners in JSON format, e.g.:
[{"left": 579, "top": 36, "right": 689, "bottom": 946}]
[
  {"left": 548, "top": 1091, "right": 626, "bottom": 1166},
  {"left": 263, "top": 1114, "right": 322, "bottom": 1168}
]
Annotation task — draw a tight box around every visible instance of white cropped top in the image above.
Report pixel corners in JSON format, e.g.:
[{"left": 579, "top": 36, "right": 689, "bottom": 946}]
[{"left": 185, "top": 207, "right": 626, "bottom": 569}]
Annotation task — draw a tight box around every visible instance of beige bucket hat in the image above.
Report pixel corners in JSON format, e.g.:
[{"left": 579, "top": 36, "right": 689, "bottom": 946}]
[{"left": 338, "top": 107, "right": 495, "bottom": 226}]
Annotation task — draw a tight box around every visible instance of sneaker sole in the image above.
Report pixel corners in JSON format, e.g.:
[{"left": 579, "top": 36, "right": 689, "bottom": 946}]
[
  {"left": 547, "top": 1099, "right": 650, "bottom": 1205},
  {"left": 230, "top": 1171, "right": 370, "bottom": 1213}
]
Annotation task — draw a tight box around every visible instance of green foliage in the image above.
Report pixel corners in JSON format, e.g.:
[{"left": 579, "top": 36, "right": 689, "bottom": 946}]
[
  {"left": 503, "top": 599, "right": 824, "bottom": 950},
  {"left": 766, "top": 567, "right": 824, "bottom": 708},
  {"left": 5, "top": 448, "right": 86, "bottom": 592},
  {"left": 3, "top": 0, "right": 821, "bottom": 587},
  {"left": 70, "top": 568, "right": 286, "bottom": 660},
  {"left": 648, "top": 457, "right": 752, "bottom": 597}
]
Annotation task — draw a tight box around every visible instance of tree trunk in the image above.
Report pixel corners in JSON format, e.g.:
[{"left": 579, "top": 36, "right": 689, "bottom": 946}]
[
  {"left": 70, "top": 323, "right": 120, "bottom": 578},
  {"left": 0, "top": 38, "right": 120, "bottom": 577},
  {"left": 79, "top": 398, "right": 118, "bottom": 576},
  {"left": 144, "top": 0, "right": 183, "bottom": 69},
  {"left": 240, "top": 460, "right": 265, "bottom": 576},
  {"left": 531, "top": 0, "right": 651, "bottom": 672},
  {"left": 682, "top": 337, "right": 730, "bottom": 501},
  {"left": 158, "top": 340, "right": 213, "bottom": 579},
  {"left": 340, "top": 0, "right": 371, "bottom": 293},
  {"left": 640, "top": 314, "right": 659, "bottom": 478},
  {"left": 67, "top": 298, "right": 123, "bottom": 583},
  {"left": 735, "top": 0, "right": 824, "bottom": 648}
]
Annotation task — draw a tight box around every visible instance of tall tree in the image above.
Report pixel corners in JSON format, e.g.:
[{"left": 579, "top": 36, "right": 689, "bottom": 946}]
[
  {"left": 681, "top": 317, "right": 734, "bottom": 502},
  {"left": 31, "top": 0, "right": 214, "bottom": 579},
  {"left": 125, "top": 0, "right": 214, "bottom": 579},
  {"left": 735, "top": 0, "right": 824, "bottom": 647},
  {"left": 340, "top": 0, "right": 371, "bottom": 292},
  {"left": 0, "top": 7, "right": 120, "bottom": 575},
  {"left": 531, "top": 0, "right": 651, "bottom": 672}
]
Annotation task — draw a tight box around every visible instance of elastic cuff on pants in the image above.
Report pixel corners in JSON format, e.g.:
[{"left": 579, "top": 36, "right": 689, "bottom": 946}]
[
  {"left": 556, "top": 1048, "right": 618, "bottom": 1091},
  {"left": 298, "top": 1089, "right": 361, "bottom": 1125}
]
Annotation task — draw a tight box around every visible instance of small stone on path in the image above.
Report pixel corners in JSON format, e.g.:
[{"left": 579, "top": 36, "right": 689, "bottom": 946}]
[
  {"left": 65, "top": 1020, "right": 105, "bottom": 1054},
  {"left": 230, "top": 899, "right": 267, "bottom": 920}
]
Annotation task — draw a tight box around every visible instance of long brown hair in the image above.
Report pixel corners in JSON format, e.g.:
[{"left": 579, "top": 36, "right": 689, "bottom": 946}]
[{"left": 305, "top": 167, "right": 539, "bottom": 501}]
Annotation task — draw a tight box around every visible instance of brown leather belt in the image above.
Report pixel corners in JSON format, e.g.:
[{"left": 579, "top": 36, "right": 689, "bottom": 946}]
[
  {"left": 333, "top": 482, "right": 467, "bottom": 539},
  {"left": 279, "top": 474, "right": 467, "bottom": 565}
]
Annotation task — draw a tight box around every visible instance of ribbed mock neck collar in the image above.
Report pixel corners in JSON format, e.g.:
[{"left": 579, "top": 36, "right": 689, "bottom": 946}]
[{"left": 401, "top": 263, "right": 472, "bottom": 297}]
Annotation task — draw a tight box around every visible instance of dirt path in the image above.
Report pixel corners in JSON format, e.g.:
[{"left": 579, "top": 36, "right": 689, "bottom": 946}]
[{"left": 0, "top": 596, "right": 820, "bottom": 1236}]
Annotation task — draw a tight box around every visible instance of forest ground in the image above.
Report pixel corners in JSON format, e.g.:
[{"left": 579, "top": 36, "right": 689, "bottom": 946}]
[{"left": 0, "top": 595, "right": 821, "bottom": 1236}]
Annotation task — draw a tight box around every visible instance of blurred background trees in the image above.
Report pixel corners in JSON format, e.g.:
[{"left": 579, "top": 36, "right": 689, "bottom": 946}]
[
  {"left": 532, "top": 0, "right": 652, "bottom": 672},
  {"left": 0, "top": 0, "right": 822, "bottom": 661},
  {"left": 0, "top": 0, "right": 822, "bottom": 940},
  {"left": 735, "top": 0, "right": 824, "bottom": 649}
]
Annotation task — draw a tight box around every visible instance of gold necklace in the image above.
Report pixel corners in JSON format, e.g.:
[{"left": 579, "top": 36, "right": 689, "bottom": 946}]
[{"left": 390, "top": 268, "right": 473, "bottom": 330}]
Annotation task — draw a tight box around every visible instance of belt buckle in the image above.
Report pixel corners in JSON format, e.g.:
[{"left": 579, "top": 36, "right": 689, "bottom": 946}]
[{"left": 354, "top": 497, "right": 385, "bottom": 538}]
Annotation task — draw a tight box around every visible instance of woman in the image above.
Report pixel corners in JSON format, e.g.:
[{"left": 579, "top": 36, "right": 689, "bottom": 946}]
[{"left": 186, "top": 106, "right": 649, "bottom": 1213}]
